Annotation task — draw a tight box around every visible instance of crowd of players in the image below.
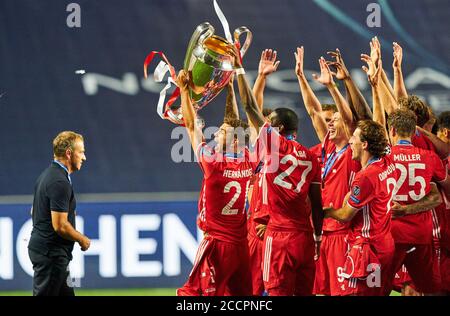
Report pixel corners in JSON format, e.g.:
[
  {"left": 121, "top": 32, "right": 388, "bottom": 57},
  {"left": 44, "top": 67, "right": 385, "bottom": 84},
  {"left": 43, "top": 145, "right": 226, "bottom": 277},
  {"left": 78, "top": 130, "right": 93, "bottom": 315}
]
[{"left": 175, "top": 37, "right": 449, "bottom": 296}]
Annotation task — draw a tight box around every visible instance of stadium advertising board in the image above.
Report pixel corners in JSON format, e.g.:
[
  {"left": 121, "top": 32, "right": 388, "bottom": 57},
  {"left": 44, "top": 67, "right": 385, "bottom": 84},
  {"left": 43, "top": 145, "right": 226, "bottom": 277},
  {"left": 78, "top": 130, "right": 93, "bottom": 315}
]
[{"left": 0, "top": 201, "right": 202, "bottom": 291}]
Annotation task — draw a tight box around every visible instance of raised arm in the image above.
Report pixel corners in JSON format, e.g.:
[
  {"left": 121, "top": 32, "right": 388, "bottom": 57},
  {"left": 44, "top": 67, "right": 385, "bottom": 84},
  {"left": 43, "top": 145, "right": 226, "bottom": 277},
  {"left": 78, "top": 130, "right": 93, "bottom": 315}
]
[
  {"left": 224, "top": 75, "right": 239, "bottom": 120},
  {"left": 248, "top": 49, "right": 279, "bottom": 142},
  {"left": 313, "top": 57, "right": 354, "bottom": 137},
  {"left": 392, "top": 42, "right": 408, "bottom": 101},
  {"left": 361, "top": 55, "right": 385, "bottom": 124},
  {"left": 252, "top": 49, "right": 280, "bottom": 109},
  {"left": 177, "top": 70, "right": 204, "bottom": 152},
  {"left": 295, "top": 46, "right": 328, "bottom": 142},
  {"left": 363, "top": 40, "right": 399, "bottom": 116},
  {"left": 326, "top": 48, "right": 372, "bottom": 120},
  {"left": 233, "top": 50, "right": 265, "bottom": 131},
  {"left": 371, "top": 37, "right": 396, "bottom": 105}
]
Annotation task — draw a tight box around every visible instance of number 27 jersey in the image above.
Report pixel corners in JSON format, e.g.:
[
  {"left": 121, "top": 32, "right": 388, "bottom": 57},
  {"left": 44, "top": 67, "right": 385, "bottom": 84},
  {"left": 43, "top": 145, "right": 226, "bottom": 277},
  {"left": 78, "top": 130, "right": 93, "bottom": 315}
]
[{"left": 258, "top": 124, "right": 321, "bottom": 232}]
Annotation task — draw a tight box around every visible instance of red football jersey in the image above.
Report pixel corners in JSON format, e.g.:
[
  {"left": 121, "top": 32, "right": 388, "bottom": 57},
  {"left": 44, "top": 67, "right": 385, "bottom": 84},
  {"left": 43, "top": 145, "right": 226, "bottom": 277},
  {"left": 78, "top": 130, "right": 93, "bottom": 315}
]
[
  {"left": 196, "top": 143, "right": 258, "bottom": 243},
  {"left": 257, "top": 123, "right": 321, "bottom": 232},
  {"left": 389, "top": 142, "right": 447, "bottom": 244},
  {"left": 347, "top": 156, "right": 399, "bottom": 241},
  {"left": 247, "top": 166, "right": 270, "bottom": 238},
  {"left": 321, "top": 132, "right": 361, "bottom": 232},
  {"left": 309, "top": 143, "right": 322, "bottom": 166},
  {"left": 434, "top": 157, "right": 450, "bottom": 250},
  {"left": 411, "top": 129, "right": 436, "bottom": 152}
]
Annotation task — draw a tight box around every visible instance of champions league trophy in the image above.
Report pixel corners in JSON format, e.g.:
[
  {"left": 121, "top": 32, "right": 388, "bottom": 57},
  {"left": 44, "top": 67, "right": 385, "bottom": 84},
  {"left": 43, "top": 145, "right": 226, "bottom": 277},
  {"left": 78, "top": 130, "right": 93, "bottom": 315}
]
[{"left": 144, "top": 1, "right": 252, "bottom": 125}]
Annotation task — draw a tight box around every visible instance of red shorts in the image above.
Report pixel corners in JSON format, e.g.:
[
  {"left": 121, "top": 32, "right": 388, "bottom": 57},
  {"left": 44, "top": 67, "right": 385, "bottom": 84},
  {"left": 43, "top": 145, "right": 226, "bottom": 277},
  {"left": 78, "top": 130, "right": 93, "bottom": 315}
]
[
  {"left": 432, "top": 245, "right": 442, "bottom": 293},
  {"left": 248, "top": 232, "right": 264, "bottom": 296},
  {"left": 386, "top": 243, "right": 437, "bottom": 294},
  {"left": 177, "top": 236, "right": 252, "bottom": 296},
  {"left": 341, "top": 235, "right": 395, "bottom": 296},
  {"left": 392, "top": 265, "right": 413, "bottom": 292},
  {"left": 441, "top": 248, "right": 450, "bottom": 292},
  {"left": 262, "top": 229, "right": 315, "bottom": 296},
  {"left": 313, "top": 231, "right": 348, "bottom": 296}
]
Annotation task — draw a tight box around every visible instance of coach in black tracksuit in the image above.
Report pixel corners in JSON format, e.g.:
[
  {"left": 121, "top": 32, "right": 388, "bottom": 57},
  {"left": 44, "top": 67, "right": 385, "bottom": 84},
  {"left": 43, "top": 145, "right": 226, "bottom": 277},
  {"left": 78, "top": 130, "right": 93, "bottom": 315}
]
[{"left": 28, "top": 131, "right": 90, "bottom": 296}]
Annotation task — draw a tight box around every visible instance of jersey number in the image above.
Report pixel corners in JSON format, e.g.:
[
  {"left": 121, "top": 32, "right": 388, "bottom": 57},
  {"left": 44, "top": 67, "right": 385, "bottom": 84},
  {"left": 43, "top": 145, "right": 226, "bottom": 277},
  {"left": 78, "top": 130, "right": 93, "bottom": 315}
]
[
  {"left": 273, "top": 155, "right": 313, "bottom": 193},
  {"left": 393, "top": 163, "right": 426, "bottom": 201},
  {"left": 222, "top": 180, "right": 250, "bottom": 215}
]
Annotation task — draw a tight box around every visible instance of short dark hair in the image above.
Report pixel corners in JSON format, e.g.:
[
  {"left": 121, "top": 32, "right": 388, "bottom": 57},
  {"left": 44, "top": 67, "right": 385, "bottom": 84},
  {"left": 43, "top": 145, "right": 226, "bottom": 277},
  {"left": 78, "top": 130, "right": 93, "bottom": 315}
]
[
  {"left": 273, "top": 108, "right": 298, "bottom": 135},
  {"left": 321, "top": 104, "right": 338, "bottom": 113},
  {"left": 387, "top": 109, "right": 417, "bottom": 137},
  {"left": 398, "top": 95, "right": 430, "bottom": 128},
  {"left": 437, "top": 111, "right": 450, "bottom": 131},
  {"left": 262, "top": 108, "right": 273, "bottom": 118},
  {"left": 357, "top": 120, "right": 388, "bottom": 158}
]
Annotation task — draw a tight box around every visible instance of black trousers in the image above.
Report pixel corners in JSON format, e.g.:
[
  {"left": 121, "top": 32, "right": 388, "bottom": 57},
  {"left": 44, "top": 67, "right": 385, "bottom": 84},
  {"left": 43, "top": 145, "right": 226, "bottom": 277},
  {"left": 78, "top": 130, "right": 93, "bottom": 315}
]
[{"left": 28, "top": 248, "right": 75, "bottom": 296}]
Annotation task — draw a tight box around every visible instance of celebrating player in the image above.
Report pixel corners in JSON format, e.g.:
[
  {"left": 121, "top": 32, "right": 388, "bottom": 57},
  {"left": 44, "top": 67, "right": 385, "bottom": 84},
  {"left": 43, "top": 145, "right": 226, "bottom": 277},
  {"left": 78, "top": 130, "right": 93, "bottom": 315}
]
[
  {"left": 246, "top": 49, "right": 279, "bottom": 296},
  {"left": 324, "top": 120, "right": 398, "bottom": 296},
  {"left": 384, "top": 109, "right": 448, "bottom": 295},
  {"left": 233, "top": 49, "right": 324, "bottom": 296},
  {"left": 176, "top": 69, "right": 257, "bottom": 296},
  {"left": 295, "top": 46, "right": 361, "bottom": 295}
]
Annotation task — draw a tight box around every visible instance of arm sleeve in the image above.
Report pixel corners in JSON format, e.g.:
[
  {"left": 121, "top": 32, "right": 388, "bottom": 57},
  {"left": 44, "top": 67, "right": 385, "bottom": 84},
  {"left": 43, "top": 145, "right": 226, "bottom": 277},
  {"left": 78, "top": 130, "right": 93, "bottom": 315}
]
[
  {"left": 430, "top": 152, "right": 447, "bottom": 182},
  {"left": 47, "top": 181, "right": 72, "bottom": 212},
  {"left": 310, "top": 151, "right": 321, "bottom": 184},
  {"left": 252, "top": 122, "right": 275, "bottom": 162},
  {"left": 347, "top": 173, "right": 374, "bottom": 210},
  {"left": 196, "top": 142, "right": 217, "bottom": 177}
]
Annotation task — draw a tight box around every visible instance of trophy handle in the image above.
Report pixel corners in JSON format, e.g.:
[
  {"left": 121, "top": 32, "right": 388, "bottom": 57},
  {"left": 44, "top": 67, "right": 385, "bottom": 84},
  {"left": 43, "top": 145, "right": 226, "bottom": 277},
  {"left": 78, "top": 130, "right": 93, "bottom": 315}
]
[
  {"left": 183, "top": 22, "right": 215, "bottom": 70},
  {"left": 233, "top": 26, "right": 252, "bottom": 57}
]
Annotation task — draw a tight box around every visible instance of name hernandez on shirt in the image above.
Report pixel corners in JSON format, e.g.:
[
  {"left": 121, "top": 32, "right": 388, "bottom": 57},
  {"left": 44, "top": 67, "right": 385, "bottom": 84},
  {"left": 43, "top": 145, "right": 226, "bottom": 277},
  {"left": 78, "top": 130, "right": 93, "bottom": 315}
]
[{"left": 223, "top": 168, "right": 254, "bottom": 179}]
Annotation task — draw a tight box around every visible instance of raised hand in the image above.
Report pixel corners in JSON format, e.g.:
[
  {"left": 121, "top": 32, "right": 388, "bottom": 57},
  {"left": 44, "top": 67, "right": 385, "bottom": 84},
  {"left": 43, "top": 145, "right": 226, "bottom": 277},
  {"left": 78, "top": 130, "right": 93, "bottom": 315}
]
[
  {"left": 326, "top": 48, "right": 350, "bottom": 80},
  {"left": 231, "top": 44, "right": 243, "bottom": 68},
  {"left": 361, "top": 54, "right": 382, "bottom": 86},
  {"left": 176, "top": 69, "right": 189, "bottom": 92},
  {"left": 258, "top": 49, "right": 280, "bottom": 77},
  {"left": 312, "top": 57, "right": 334, "bottom": 87},
  {"left": 392, "top": 42, "right": 403, "bottom": 69},
  {"left": 294, "top": 46, "right": 305, "bottom": 77},
  {"left": 370, "top": 36, "right": 381, "bottom": 65}
]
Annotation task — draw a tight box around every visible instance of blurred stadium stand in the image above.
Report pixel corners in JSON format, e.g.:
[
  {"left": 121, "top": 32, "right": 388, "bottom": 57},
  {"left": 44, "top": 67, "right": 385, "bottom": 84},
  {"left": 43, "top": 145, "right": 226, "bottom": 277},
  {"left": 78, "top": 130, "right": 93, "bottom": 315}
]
[{"left": 0, "top": 0, "right": 448, "bottom": 195}]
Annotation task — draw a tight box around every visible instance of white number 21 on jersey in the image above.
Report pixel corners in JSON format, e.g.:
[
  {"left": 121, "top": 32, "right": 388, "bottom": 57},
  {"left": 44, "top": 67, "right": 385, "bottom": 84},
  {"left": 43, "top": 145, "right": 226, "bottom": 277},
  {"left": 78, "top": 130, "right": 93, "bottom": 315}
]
[{"left": 222, "top": 180, "right": 250, "bottom": 215}]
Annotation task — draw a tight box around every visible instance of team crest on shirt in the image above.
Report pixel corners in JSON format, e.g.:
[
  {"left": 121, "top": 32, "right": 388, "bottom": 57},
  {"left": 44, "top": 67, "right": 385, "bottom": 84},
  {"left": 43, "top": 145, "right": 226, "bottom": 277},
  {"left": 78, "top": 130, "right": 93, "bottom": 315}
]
[{"left": 352, "top": 185, "right": 360, "bottom": 196}]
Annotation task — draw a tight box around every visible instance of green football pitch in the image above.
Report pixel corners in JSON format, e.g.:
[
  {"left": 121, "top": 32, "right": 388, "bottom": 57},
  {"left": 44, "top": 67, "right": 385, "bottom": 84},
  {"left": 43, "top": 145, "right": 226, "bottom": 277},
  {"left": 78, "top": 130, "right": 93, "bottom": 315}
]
[
  {"left": 0, "top": 288, "right": 400, "bottom": 296},
  {"left": 0, "top": 288, "right": 177, "bottom": 296}
]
